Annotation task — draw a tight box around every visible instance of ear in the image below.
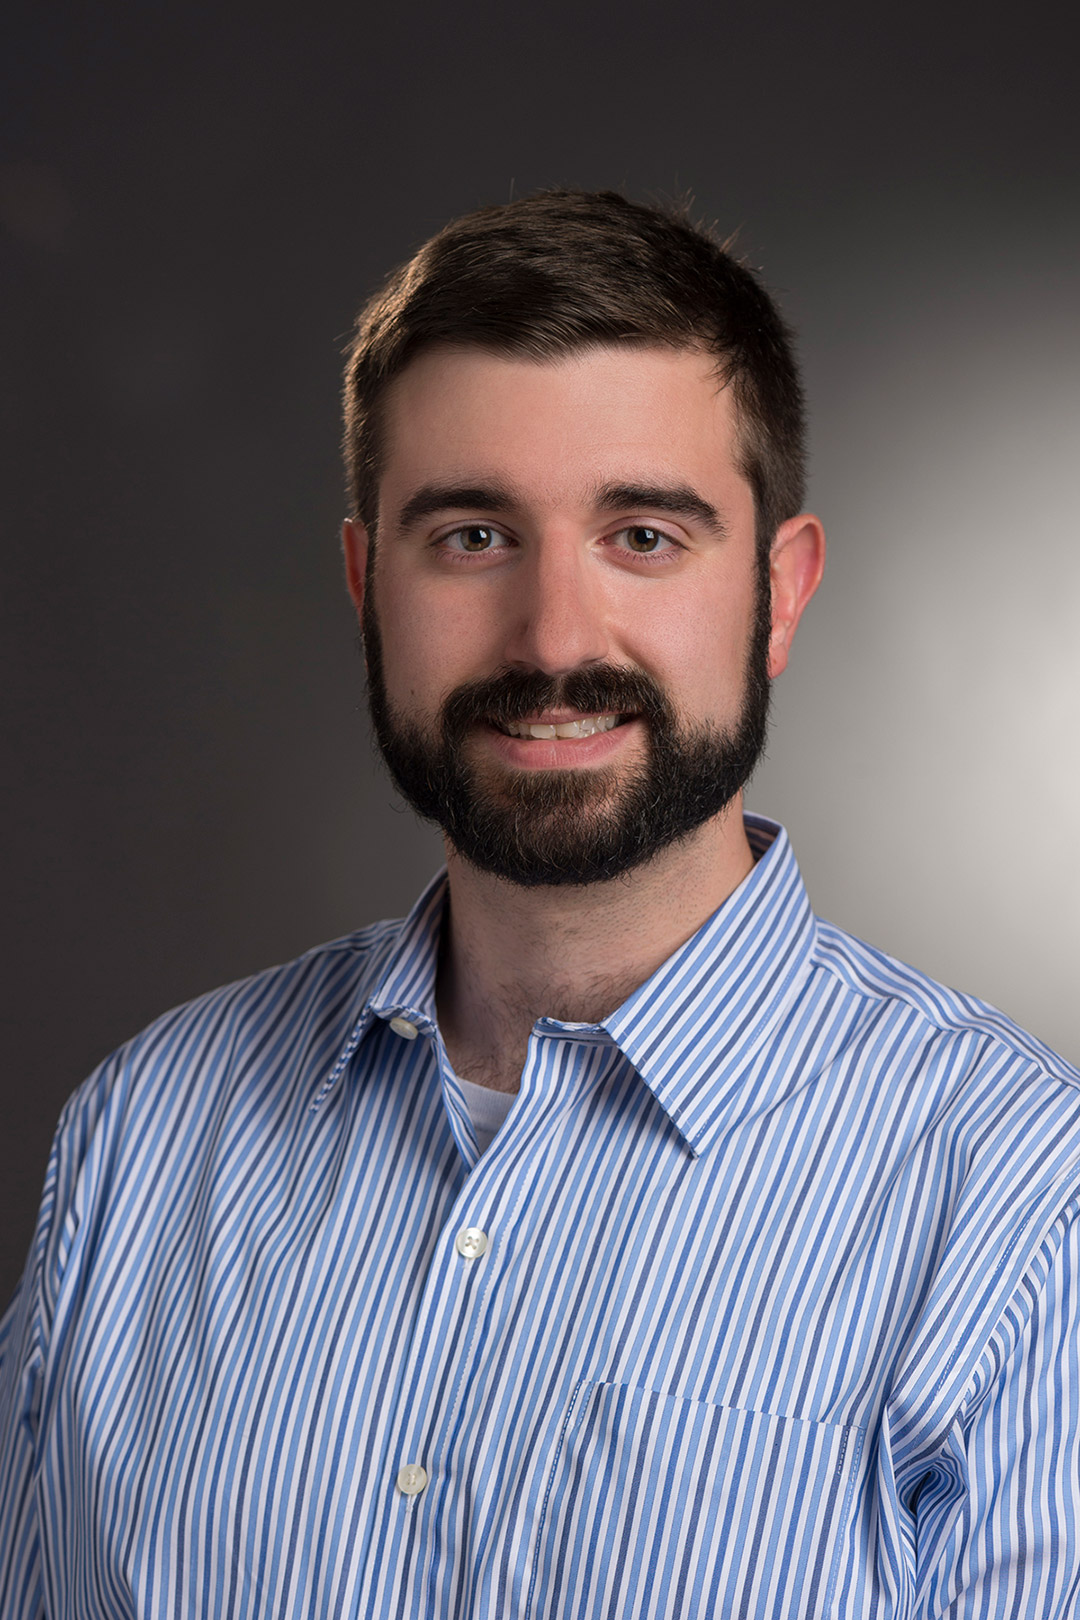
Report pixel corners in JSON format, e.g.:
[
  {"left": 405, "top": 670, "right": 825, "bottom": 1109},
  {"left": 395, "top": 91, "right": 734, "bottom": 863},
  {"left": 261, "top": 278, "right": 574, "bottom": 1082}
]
[
  {"left": 767, "top": 514, "right": 826, "bottom": 679},
  {"left": 342, "top": 518, "right": 370, "bottom": 619}
]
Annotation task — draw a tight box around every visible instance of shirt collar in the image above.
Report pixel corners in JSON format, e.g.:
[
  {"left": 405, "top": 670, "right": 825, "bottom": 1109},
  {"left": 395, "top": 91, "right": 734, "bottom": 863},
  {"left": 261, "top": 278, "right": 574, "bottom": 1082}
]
[
  {"left": 601, "top": 815, "right": 819, "bottom": 1155},
  {"left": 364, "top": 867, "right": 447, "bottom": 1032},
  {"left": 307, "top": 869, "right": 447, "bottom": 1113},
  {"left": 320, "top": 816, "right": 819, "bottom": 1156}
]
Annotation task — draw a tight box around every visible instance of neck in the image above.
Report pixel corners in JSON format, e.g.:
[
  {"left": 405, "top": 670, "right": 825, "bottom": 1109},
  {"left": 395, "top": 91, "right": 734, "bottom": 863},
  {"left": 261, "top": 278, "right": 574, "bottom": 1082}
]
[{"left": 435, "top": 799, "right": 755, "bottom": 1092}]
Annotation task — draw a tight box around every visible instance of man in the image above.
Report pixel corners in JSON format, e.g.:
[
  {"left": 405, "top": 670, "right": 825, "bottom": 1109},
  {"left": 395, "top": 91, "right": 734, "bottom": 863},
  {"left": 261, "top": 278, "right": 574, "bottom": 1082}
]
[{"left": 2, "top": 190, "right": 1079, "bottom": 1619}]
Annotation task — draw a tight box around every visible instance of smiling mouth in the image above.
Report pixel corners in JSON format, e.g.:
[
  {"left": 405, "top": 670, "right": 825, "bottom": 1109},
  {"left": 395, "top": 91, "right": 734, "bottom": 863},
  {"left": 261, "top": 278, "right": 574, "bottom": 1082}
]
[{"left": 498, "top": 713, "right": 624, "bottom": 740}]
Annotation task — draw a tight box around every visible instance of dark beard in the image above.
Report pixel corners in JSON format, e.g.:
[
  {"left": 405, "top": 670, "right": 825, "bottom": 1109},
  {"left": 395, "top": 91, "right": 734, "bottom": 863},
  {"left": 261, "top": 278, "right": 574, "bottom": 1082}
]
[{"left": 362, "top": 576, "right": 772, "bottom": 889}]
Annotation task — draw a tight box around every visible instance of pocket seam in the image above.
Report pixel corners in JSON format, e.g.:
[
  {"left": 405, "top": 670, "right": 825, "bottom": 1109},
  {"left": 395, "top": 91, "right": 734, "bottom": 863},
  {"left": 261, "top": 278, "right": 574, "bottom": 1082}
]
[
  {"left": 528, "top": 1378, "right": 864, "bottom": 1620},
  {"left": 523, "top": 1377, "right": 589, "bottom": 1620}
]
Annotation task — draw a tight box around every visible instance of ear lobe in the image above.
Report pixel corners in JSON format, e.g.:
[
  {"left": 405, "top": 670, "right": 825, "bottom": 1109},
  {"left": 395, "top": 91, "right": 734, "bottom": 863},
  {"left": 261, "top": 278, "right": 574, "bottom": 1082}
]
[
  {"left": 767, "top": 514, "right": 826, "bottom": 679},
  {"left": 342, "top": 519, "right": 370, "bottom": 617}
]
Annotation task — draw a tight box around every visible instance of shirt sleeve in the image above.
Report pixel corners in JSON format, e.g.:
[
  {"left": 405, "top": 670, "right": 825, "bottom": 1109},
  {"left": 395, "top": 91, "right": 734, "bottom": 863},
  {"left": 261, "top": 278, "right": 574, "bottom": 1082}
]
[
  {"left": 0, "top": 1063, "right": 115, "bottom": 1620},
  {"left": 914, "top": 1197, "right": 1080, "bottom": 1618},
  {"left": 0, "top": 1177, "right": 54, "bottom": 1619}
]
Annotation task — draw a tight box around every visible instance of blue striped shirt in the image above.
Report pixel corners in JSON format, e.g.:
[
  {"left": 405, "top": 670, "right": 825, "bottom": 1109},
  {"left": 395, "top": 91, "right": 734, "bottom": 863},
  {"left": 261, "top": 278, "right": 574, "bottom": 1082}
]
[{"left": 3, "top": 815, "right": 1080, "bottom": 1618}]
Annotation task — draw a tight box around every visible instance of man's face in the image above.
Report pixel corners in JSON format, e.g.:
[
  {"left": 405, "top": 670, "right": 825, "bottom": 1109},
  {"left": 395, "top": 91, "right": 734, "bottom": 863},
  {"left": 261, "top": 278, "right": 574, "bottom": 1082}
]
[{"left": 348, "top": 344, "right": 781, "bottom": 887}]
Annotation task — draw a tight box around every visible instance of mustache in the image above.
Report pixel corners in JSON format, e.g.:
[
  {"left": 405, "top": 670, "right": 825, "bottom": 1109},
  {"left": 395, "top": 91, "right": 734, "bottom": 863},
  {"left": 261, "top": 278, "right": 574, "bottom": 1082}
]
[{"left": 439, "top": 664, "right": 672, "bottom": 736}]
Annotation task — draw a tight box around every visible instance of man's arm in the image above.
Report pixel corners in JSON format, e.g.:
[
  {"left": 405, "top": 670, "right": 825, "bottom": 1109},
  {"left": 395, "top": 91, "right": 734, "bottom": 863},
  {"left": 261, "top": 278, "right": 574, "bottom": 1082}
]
[
  {"left": 0, "top": 1061, "right": 117, "bottom": 1620},
  {"left": 913, "top": 1199, "right": 1080, "bottom": 1618},
  {"left": 0, "top": 1199, "right": 52, "bottom": 1618}
]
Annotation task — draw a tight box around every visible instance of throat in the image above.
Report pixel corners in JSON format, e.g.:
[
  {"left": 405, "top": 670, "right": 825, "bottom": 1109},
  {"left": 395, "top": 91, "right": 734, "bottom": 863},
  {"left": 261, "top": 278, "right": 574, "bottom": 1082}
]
[
  {"left": 449, "top": 1044, "right": 524, "bottom": 1096},
  {"left": 438, "top": 970, "right": 629, "bottom": 1096}
]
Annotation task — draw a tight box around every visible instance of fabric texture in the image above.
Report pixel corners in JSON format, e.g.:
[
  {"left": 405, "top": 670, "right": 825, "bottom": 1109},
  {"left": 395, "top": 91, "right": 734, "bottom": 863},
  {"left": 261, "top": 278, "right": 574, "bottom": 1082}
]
[{"left": 2, "top": 815, "right": 1080, "bottom": 1619}]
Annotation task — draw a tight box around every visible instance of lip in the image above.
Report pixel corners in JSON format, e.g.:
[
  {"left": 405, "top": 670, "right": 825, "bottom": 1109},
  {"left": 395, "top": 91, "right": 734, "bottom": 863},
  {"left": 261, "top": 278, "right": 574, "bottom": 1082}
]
[{"left": 476, "top": 714, "right": 642, "bottom": 771}]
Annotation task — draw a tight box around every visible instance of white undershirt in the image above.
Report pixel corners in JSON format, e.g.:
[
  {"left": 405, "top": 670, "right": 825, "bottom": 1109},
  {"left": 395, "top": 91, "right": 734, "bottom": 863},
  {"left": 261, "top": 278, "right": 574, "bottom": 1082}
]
[{"left": 457, "top": 1075, "right": 516, "bottom": 1154}]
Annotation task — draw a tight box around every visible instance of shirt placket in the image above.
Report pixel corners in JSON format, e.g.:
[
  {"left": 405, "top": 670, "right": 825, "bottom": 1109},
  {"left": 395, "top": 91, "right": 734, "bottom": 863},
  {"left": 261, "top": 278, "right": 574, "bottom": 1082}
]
[{"left": 354, "top": 1020, "right": 608, "bottom": 1618}]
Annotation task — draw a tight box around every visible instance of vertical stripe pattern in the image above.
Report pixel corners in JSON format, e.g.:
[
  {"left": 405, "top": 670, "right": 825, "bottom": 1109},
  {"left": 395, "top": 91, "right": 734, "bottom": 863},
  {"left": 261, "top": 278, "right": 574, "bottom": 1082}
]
[{"left": 2, "top": 815, "right": 1079, "bottom": 1618}]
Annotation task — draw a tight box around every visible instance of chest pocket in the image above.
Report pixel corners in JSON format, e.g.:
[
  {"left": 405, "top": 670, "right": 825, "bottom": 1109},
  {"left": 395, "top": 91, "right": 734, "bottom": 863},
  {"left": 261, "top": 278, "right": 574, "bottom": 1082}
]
[{"left": 527, "top": 1380, "right": 863, "bottom": 1620}]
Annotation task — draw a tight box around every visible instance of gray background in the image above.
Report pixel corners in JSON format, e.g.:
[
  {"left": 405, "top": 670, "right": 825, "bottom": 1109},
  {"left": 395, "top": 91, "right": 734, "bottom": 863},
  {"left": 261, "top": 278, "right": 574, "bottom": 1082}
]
[{"left": 2, "top": 0, "right": 1078, "bottom": 1304}]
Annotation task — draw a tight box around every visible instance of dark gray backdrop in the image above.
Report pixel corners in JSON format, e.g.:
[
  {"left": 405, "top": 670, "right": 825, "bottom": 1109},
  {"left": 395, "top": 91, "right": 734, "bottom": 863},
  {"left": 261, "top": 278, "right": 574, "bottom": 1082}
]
[{"left": 3, "top": 0, "right": 1078, "bottom": 1303}]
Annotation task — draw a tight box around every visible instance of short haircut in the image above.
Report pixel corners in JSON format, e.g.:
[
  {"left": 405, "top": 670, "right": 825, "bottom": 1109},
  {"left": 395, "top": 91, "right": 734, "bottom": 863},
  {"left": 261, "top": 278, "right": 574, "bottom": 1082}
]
[{"left": 343, "top": 189, "right": 806, "bottom": 551}]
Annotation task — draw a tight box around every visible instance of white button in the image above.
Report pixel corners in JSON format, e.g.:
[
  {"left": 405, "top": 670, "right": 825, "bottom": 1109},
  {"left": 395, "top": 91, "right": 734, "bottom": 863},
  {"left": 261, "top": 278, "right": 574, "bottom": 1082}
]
[
  {"left": 389, "top": 1016, "right": 419, "bottom": 1040},
  {"left": 396, "top": 1461, "right": 428, "bottom": 1495},
  {"left": 455, "top": 1227, "right": 489, "bottom": 1260}
]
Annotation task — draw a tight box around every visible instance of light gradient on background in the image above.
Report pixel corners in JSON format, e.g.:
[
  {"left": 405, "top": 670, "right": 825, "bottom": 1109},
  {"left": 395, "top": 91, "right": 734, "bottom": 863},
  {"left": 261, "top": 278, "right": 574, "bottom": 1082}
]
[
  {"left": 2, "top": 0, "right": 1077, "bottom": 1301},
  {"left": 752, "top": 202, "right": 1080, "bottom": 1062}
]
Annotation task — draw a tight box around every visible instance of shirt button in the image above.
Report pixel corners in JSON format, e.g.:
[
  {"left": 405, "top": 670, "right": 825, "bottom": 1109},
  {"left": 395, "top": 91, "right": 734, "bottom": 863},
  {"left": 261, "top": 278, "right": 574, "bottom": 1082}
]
[
  {"left": 455, "top": 1227, "right": 489, "bottom": 1260},
  {"left": 389, "top": 1016, "right": 419, "bottom": 1040},
  {"left": 396, "top": 1462, "right": 428, "bottom": 1496}
]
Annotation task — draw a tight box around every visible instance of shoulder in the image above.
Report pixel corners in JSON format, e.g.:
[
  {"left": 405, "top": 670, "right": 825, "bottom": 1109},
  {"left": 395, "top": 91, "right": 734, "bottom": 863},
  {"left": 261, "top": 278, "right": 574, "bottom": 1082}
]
[
  {"left": 135, "top": 917, "right": 400, "bottom": 1059},
  {"left": 805, "top": 915, "right": 1080, "bottom": 1229},
  {"left": 21, "top": 919, "right": 410, "bottom": 1315},
  {"left": 4, "top": 919, "right": 411, "bottom": 1349},
  {"left": 54, "top": 917, "right": 409, "bottom": 1179},
  {"left": 803, "top": 921, "right": 1080, "bottom": 1438},
  {"left": 810, "top": 912, "right": 1080, "bottom": 1091}
]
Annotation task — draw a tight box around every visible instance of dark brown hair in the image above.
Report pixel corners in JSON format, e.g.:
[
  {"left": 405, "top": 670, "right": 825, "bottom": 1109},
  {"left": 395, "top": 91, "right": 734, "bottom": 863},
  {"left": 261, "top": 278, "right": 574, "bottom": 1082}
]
[{"left": 343, "top": 189, "right": 806, "bottom": 551}]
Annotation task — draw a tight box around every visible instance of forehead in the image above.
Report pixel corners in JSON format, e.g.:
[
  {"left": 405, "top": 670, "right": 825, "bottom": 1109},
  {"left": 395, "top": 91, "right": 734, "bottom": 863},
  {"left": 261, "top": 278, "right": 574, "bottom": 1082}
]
[{"left": 377, "top": 343, "right": 749, "bottom": 517}]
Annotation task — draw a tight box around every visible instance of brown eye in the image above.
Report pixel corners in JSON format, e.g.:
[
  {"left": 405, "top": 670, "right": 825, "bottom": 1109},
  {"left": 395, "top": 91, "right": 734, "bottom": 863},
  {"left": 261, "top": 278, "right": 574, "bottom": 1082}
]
[
  {"left": 620, "top": 526, "right": 674, "bottom": 553},
  {"left": 443, "top": 525, "right": 509, "bottom": 553},
  {"left": 461, "top": 526, "right": 495, "bottom": 551}
]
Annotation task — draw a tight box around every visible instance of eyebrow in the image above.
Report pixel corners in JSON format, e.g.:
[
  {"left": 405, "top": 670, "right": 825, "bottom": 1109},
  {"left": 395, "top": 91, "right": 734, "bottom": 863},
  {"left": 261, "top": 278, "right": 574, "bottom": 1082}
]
[
  {"left": 393, "top": 478, "right": 730, "bottom": 538},
  {"left": 591, "top": 482, "right": 730, "bottom": 539},
  {"left": 396, "top": 483, "right": 519, "bottom": 532}
]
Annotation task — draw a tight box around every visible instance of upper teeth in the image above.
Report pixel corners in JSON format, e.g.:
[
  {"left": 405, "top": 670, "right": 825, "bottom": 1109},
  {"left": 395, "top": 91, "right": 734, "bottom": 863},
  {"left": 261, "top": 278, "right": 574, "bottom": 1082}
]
[{"left": 504, "top": 714, "right": 620, "bottom": 740}]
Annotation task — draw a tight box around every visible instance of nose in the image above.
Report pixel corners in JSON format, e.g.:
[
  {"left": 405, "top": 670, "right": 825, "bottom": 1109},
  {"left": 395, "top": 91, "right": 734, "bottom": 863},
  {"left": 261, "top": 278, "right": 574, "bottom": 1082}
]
[{"left": 500, "top": 532, "right": 611, "bottom": 676}]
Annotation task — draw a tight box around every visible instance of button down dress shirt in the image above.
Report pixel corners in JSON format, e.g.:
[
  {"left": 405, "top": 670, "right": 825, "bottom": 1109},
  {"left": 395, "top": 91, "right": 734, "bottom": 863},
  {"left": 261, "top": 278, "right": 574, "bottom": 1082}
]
[{"left": 3, "top": 816, "right": 1080, "bottom": 1619}]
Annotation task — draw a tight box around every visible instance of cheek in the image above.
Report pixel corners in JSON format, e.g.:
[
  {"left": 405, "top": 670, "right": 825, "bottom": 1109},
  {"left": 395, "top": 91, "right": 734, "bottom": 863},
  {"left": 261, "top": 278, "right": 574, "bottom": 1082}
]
[
  {"left": 380, "top": 626, "right": 438, "bottom": 708},
  {"left": 622, "top": 593, "right": 754, "bottom": 714},
  {"left": 375, "top": 592, "right": 485, "bottom": 716}
]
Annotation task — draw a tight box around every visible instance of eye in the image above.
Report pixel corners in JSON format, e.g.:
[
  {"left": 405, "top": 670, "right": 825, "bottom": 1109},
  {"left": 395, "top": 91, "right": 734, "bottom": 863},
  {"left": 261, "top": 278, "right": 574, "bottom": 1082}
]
[
  {"left": 611, "top": 525, "right": 681, "bottom": 557},
  {"left": 440, "top": 524, "right": 512, "bottom": 554}
]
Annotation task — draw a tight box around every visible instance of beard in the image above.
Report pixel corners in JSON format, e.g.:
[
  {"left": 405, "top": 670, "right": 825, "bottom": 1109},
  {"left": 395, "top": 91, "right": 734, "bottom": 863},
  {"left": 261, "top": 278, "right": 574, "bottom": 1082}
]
[{"left": 362, "top": 570, "right": 772, "bottom": 889}]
